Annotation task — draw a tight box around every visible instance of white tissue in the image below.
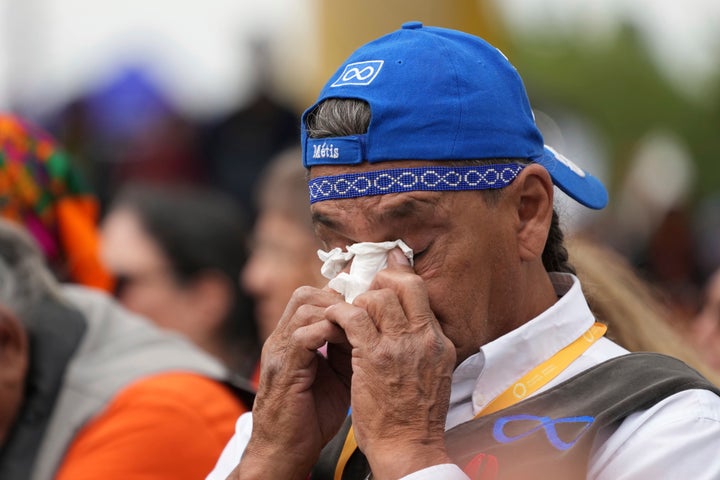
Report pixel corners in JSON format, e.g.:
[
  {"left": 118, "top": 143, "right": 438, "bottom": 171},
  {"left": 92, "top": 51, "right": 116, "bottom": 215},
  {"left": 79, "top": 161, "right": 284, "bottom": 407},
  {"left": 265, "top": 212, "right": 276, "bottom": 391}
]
[{"left": 317, "top": 240, "right": 414, "bottom": 303}]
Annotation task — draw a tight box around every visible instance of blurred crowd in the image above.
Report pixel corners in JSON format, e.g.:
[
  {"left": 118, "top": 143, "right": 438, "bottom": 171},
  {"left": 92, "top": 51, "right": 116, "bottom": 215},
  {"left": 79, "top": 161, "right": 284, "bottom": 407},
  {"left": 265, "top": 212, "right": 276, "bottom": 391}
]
[{"left": 0, "top": 57, "right": 719, "bottom": 478}]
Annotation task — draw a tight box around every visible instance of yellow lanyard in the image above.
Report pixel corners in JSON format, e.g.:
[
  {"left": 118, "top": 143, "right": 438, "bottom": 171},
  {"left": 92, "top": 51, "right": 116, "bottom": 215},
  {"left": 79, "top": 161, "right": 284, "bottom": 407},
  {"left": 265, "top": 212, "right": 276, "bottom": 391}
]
[
  {"left": 474, "top": 322, "right": 606, "bottom": 418},
  {"left": 334, "top": 322, "right": 607, "bottom": 480},
  {"left": 335, "top": 425, "right": 358, "bottom": 480}
]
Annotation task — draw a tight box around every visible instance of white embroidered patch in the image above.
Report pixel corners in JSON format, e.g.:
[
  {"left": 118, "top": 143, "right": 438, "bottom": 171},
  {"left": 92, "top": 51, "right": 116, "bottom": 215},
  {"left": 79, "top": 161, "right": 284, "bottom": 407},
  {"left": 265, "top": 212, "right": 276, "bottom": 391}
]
[{"left": 331, "top": 60, "right": 384, "bottom": 87}]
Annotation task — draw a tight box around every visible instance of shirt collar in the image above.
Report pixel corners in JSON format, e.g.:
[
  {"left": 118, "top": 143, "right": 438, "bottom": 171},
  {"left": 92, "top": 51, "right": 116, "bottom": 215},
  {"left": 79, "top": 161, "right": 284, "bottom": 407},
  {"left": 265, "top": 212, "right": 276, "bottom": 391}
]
[{"left": 446, "top": 273, "right": 596, "bottom": 428}]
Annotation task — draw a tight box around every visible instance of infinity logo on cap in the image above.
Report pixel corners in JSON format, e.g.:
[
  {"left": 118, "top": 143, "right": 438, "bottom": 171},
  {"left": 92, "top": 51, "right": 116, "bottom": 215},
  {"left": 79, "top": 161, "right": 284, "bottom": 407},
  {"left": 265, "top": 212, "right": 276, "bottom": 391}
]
[{"left": 331, "top": 60, "right": 384, "bottom": 87}]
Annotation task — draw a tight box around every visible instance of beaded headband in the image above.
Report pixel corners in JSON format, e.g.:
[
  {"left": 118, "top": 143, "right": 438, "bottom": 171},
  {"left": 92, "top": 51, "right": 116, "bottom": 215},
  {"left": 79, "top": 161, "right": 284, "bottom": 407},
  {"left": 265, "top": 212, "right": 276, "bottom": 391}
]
[{"left": 308, "top": 164, "right": 524, "bottom": 204}]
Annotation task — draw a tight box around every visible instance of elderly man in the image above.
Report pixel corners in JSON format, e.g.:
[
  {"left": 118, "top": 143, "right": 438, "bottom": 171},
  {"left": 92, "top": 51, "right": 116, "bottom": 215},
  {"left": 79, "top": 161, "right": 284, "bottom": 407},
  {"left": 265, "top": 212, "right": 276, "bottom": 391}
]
[{"left": 209, "top": 23, "right": 720, "bottom": 479}]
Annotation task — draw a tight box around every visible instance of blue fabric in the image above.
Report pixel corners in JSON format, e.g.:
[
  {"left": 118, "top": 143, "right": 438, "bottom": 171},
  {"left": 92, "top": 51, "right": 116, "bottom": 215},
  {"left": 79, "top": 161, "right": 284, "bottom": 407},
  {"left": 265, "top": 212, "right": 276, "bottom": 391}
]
[
  {"left": 308, "top": 165, "right": 524, "bottom": 204},
  {"left": 301, "top": 22, "right": 608, "bottom": 209}
]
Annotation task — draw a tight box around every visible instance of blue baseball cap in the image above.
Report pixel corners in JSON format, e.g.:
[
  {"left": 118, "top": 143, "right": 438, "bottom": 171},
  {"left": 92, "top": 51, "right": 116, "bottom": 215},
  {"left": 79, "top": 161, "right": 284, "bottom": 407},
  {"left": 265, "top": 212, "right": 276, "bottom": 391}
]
[{"left": 301, "top": 21, "right": 608, "bottom": 209}]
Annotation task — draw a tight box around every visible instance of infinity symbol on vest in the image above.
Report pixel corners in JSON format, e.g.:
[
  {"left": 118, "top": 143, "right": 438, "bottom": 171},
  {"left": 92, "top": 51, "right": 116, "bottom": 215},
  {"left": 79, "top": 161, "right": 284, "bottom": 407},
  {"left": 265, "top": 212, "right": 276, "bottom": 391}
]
[{"left": 492, "top": 414, "right": 595, "bottom": 451}]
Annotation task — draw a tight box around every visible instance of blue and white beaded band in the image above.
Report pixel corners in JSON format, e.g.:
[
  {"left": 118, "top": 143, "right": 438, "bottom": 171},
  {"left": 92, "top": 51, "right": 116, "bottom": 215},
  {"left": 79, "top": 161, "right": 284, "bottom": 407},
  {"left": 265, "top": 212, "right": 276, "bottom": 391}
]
[{"left": 308, "top": 164, "right": 525, "bottom": 204}]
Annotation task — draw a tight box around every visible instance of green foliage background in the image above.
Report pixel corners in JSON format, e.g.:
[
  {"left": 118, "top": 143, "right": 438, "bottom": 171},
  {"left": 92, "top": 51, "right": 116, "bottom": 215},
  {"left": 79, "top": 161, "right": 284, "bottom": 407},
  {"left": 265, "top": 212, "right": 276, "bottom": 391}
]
[{"left": 508, "top": 24, "right": 720, "bottom": 201}]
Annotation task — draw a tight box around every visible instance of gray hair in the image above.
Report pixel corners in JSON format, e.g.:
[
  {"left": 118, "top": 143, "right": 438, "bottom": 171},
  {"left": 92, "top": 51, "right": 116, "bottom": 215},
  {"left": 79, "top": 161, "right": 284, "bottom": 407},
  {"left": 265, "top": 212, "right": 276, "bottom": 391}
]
[
  {"left": 0, "top": 220, "right": 60, "bottom": 320},
  {"left": 305, "top": 99, "right": 371, "bottom": 139}
]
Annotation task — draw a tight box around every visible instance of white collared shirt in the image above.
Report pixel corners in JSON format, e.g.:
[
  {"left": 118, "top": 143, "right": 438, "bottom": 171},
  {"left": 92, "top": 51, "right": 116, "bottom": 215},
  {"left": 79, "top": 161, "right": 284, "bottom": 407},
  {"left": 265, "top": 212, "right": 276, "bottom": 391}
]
[{"left": 207, "top": 274, "right": 720, "bottom": 480}]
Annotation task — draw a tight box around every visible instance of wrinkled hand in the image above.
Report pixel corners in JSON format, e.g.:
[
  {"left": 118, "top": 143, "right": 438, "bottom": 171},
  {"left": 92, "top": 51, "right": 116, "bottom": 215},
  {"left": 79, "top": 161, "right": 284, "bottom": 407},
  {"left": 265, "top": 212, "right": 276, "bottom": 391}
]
[
  {"left": 233, "top": 287, "right": 352, "bottom": 480},
  {"left": 324, "top": 249, "right": 457, "bottom": 479}
]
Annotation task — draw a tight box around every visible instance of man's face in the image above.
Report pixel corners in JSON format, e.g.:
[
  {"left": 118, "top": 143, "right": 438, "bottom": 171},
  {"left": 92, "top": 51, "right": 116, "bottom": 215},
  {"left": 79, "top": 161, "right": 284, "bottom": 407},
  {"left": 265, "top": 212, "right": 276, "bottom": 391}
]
[{"left": 310, "top": 161, "right": 524, "bottom": 363}]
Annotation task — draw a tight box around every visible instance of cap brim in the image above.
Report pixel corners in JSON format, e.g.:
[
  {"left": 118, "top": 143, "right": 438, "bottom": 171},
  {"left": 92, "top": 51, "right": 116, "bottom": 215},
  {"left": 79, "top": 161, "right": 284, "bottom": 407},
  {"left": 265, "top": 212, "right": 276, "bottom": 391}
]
[{"left": 535, "top": 146, "right": 608, "bottom": 210}]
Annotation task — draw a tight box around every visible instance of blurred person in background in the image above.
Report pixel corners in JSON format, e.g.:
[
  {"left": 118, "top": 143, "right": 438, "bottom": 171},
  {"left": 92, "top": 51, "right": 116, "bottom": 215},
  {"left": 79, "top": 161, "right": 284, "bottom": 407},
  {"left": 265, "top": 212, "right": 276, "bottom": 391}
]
[
  {"left": 242, "top": 147, "right": 326, "bottom": 346},
  {"left": 47, "top": 67, "right": 207, "bottom": 206},
  {"left": 0, "top": 219, "right": 252, "bottom": 480},
  {"left": 568, "top": 235, "right": 720, "bottom": 384},
  {"left": 0, "top": 114, "right": 113, "bottom": 291},
  {"left": 200, "top": 39, "right": 300, "bottom": 215},
  {"left": 690, "top": 268, "right": 720, "bottom": 371},
  {"left": 641, "top": 206, "right": 703, "bottom": 324},
  {"left": 100, "top": 183, "right": 259, "bottom": 378}
]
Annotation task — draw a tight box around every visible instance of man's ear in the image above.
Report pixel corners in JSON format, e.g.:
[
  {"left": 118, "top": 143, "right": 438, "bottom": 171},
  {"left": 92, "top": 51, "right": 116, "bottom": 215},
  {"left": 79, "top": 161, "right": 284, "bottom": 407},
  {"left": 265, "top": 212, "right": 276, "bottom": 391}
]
[{"left": 512, "top": 164, "right": 554, "bottom": 262}]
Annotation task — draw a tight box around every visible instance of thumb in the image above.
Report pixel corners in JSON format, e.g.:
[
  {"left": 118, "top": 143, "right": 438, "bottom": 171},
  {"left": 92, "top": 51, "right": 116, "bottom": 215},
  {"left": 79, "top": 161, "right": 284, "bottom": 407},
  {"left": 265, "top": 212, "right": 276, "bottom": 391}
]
[{"left": 386, "top": 247, "right": 412, "bottom": 270}]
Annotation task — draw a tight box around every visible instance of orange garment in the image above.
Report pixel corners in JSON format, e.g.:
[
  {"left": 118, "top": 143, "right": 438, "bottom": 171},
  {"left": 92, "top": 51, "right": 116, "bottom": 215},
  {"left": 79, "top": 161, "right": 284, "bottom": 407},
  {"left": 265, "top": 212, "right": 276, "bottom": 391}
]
[
  {"left": 55, "top": 197, "right": 114, "bottom": 291},
  {"left": 250, "top": 361, "right": 261, "bottom": 389},
  {"left": 55, "top": 372, "right": 246, "bottom": 480},
  {"left": 0, "top": 114, "right": 114, "bottom": 291}
]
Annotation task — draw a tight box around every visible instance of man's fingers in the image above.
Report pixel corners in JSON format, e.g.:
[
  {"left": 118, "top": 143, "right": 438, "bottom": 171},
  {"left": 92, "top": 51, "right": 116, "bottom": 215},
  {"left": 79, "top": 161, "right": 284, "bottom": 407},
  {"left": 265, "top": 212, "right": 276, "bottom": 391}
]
[
  {"left": 352, "top": 289, "right": 410, "bottom": 336},
  {"left": 273, "top": 286, "right": 344, "bottom": 336},
  {"left": 324, "top": 302, "right": 379, "bottom": 346},
  {"left": 367, "top": 267, "right": 436, "bottom": 330},
  {"left": 260, "top": 287, "right": 345, "bottom": 389},
  {"left": 386, "top": 247, "right": 412, "bottom": 270},
  {"left": 282, "top": 286, "right": 344, "bottom": 317},
  {"left": 290, "top": 319, "right": 348, "bottom": 353},
  {"left": 260, "top": 319, "right": 348, "bottom": 395}
]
